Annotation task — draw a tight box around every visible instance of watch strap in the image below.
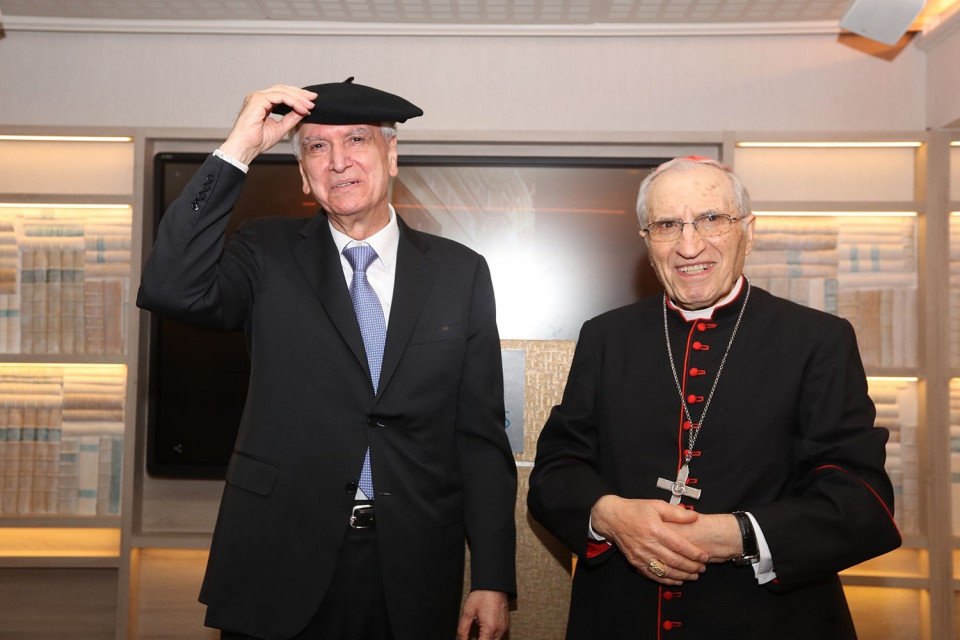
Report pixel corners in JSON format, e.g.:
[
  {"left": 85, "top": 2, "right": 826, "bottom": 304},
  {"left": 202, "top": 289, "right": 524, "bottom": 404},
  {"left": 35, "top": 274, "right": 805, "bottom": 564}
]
[{"left": 731, "top": 510, "right": 760, "bottom": 565}]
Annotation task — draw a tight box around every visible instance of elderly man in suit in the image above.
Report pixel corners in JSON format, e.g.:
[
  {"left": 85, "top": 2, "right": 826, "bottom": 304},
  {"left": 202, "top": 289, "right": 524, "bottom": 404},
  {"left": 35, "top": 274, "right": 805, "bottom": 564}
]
[
  {"left": 527, "top": 156, "right": 900, "bottom": 639},
  {"left": 138, "top": 79, "right": 516, "bottom": 640}
]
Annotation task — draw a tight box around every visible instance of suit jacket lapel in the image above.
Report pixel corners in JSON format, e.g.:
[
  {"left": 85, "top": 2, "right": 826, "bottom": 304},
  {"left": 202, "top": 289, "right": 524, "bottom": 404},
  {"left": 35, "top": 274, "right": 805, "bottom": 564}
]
[
  {"left": 378, "top": 219, "right": 437, "bottom": 397},
  {"left": 293, "top": 213, "right": 370, "bottom": 376}
]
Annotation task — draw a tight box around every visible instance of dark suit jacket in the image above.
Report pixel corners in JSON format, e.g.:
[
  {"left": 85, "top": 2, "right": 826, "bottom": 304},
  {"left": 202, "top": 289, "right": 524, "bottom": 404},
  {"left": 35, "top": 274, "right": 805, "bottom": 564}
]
[
  {"left": 137, "top": 155, "right": 517, "bottom": 640},
  {"left": 527, "top": 283, "right": 901, "bottom": 639}
]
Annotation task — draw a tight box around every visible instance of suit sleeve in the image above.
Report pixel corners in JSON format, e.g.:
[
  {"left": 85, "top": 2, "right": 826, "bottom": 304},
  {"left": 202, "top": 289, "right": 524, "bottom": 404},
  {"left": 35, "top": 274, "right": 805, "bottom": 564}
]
[
  {"left": 456, "top": 257, "right": 518, "bottom": 597},
  {"left": 137, "top": 154, "right": 259, "bottom": 331},
  {"left": 527, "top": 319, "right": 617, "bottom": 559},
  {"left": 752, "top": 317, "right": 901, "bottom": 589}
]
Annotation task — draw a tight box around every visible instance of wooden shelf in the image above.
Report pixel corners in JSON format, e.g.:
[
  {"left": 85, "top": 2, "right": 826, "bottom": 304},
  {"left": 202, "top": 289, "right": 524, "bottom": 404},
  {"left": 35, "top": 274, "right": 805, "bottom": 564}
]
[
  {"left": 841, "top": 574, "right": 929, "bottom": 589},
  {"left": 0, "top": 555, "right": 120, "bottom": 569},
  {"left": 130, "top": 532, "right": 213, "bottom": 550},
  {"left": 0, "top": 516, "right": 121, "bottom": 528},
  {"left": 0, "top": 194, "right": 132, "bottom": 206}
]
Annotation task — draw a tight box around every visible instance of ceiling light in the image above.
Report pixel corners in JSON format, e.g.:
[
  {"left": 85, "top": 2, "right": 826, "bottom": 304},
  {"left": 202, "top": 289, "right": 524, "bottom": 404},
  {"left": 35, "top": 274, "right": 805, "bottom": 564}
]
[
  {"left": 736, "top": 141, "right": 922, "bottom": 148},
  {"left": 840, "top": 0, "right": 927, "bottom": 45},
  {"left": 0, "top": 135, "right": 133, "bottom": 143}
]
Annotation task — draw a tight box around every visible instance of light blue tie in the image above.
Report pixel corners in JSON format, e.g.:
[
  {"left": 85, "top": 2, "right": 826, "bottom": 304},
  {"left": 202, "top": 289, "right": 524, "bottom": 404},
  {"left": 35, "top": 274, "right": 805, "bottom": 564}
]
[{"left": 343, "top": 245, "right": 386, "bottom": 500}]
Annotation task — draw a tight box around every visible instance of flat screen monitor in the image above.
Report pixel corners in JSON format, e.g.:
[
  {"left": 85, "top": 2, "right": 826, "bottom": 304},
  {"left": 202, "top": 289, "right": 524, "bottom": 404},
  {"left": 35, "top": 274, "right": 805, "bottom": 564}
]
[{"left": 145, "top": 151, "right": 663, "bottom": 478}]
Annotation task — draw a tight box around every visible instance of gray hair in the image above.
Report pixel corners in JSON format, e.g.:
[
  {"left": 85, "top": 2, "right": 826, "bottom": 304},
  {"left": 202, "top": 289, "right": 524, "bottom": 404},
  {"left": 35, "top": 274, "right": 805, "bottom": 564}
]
[
  {"left": 291, "top": 122, "right": 397, "bottom": 160},
  {"left": 635, "top": 156, "right": 752, "bottom": 229}
]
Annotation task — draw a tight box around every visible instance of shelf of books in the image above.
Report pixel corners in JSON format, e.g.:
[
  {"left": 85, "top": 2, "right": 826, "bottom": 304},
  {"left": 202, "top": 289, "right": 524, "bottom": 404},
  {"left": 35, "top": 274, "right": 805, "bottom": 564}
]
[
  {"left": 951, "top": 378, "right": 960, "bottom": 539},
  {"left": 745, "top": 213, "right": 919, "bottom": 371},
  {"left": 0, "top": 205, "right": 132, "bottom": 357},
  {"left": 0, "top": 135, "right": 134, "bottom": 569},
  {"left": 951, "top": 139, "right": 960, "bottom": 545},
  {"left": 745, "top": 214, "right": 921, "bottom": 532},
  {"left": 743, "top": 210, "right": 921, "bottom": 534},
  {"left": 952, "top": 137, "right": 960, "bottom": 375},
  {"left": 0, "top": 363, "right": 126, "bottom": 519},
  {"left": 952, "top": 214, "right": 960, "bottom": 374}
]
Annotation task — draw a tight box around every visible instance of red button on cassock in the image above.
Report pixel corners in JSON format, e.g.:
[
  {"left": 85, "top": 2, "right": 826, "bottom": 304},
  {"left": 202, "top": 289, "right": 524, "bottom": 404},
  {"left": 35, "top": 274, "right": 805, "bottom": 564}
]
[
  {"left": 692, "top": 341, "right": 709, "bottom": 350},
  {"left": 663, "top": 621, "right": 683, "bottom": 630}
]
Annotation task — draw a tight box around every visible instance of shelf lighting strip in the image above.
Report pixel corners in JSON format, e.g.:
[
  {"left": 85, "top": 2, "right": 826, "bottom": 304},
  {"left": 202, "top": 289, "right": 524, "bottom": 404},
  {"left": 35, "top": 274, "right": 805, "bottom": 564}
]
[
  {"left": 0, "top": 135, "right": 132, "bottom": 143},
  {"left": 0, "top": 203, "right": 131, "bottom": 209},
  {"left": 0, "top": 363, "right": 127, "bottom": 372},
  {"left": 867, "top": 376, "right": 919, "bottom": 383},
  {"left": 737, "top": 141, "right": 922, "bottom": 148},
  {"left": 755, "top": 211, "right": 917, "bottom": 217}
]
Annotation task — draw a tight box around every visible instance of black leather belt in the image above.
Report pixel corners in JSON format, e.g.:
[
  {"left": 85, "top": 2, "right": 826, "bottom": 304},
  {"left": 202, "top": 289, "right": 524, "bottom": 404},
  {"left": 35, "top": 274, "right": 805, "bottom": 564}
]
[{"left": 349, "top": 504, "right": 375, "bottom": 529}]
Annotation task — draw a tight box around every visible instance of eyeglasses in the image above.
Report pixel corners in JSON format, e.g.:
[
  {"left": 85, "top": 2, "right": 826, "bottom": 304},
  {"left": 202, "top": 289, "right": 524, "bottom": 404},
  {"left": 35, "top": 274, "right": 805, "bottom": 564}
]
[{"left": 641, "top": 213, "right": 746, "bottom": 242}]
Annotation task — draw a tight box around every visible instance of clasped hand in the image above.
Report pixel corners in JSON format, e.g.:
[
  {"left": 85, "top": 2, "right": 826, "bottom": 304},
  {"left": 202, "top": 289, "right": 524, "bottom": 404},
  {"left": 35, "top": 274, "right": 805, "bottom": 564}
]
[{"left": 589, "top": 496, "right": 741, "bottom": 586}]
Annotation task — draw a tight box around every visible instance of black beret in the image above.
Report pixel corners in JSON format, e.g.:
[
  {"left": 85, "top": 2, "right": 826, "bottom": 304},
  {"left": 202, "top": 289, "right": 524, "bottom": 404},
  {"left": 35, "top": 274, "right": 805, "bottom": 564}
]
[{"left": 272, "top": 77, "right": 423, "bottom": 125}]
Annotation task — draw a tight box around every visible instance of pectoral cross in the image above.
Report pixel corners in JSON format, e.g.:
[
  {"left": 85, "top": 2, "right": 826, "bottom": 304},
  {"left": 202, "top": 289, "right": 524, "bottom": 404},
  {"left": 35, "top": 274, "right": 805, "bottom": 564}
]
[{"left": 656, "top": 464, "right": 701, "bottom": 504}]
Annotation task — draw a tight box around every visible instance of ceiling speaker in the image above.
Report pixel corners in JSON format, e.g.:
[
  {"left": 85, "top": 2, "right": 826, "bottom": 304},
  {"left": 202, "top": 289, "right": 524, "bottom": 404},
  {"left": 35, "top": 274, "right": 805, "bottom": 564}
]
[{"left": 840, "top": 0, "right": 927, "bottom": 45}]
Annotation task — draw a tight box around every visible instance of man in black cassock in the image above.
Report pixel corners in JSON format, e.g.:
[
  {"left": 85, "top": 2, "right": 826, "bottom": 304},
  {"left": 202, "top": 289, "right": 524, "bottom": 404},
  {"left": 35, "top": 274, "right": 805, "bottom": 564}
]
[{"left": 527, "top": 156, "right": 901, "bottom": 639}]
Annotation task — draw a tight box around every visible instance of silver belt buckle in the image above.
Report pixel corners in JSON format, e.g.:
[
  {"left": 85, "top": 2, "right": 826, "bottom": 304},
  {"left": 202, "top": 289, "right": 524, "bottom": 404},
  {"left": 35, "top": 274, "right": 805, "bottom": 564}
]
[{"left": 349, "top": 504, "right": 374, "bottom": 529}]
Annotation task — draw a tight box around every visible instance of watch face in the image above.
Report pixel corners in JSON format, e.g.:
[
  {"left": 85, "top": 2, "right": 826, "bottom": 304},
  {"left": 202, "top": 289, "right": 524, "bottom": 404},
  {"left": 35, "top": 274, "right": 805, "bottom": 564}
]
[{"left": 733, "top": 553, "right": 760, "bottom": 566}]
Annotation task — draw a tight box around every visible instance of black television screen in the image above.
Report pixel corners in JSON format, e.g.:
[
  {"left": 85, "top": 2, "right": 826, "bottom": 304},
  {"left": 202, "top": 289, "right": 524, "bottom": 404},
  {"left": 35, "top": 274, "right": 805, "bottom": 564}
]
[{"left": 145, "top": 151, "right": 663, "bottom": 478}]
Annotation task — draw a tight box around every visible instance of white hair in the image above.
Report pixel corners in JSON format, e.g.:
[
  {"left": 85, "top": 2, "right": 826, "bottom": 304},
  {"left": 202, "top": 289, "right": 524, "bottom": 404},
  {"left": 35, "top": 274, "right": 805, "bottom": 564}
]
[{"left": 635, "top": 156, "right": 752, "bottom": 229}]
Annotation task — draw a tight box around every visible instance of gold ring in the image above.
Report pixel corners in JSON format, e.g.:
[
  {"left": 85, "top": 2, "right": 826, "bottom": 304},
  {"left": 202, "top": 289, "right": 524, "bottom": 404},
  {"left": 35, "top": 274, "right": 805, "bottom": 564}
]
[{"left": 648, "top": 559, "right": 667, "bottom": 578}]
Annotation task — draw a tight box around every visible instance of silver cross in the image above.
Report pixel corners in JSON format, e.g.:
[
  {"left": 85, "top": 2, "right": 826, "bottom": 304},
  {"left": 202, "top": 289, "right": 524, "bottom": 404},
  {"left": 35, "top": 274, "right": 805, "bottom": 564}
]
[{"left": 656, "top": 464, "right": 702, "bottom": 504}]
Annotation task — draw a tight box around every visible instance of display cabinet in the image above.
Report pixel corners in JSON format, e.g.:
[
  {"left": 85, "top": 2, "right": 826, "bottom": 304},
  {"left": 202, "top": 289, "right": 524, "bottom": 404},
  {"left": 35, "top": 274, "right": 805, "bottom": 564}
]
[
  {"left": 0, "top": 133, "right": 136, "bottom": 638},
  {"left": 736, "top": 133, "right": 956, "bottom": 640}
]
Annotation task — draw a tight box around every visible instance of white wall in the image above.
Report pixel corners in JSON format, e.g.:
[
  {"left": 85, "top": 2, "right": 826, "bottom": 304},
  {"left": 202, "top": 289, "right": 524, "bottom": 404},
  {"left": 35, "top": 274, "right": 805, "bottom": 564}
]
[
  {"left": 0, "top": 28, "right": 930, "bottom": 135},
  {"left": 922, "top": 21, "right": 960, "bottom": 128}
]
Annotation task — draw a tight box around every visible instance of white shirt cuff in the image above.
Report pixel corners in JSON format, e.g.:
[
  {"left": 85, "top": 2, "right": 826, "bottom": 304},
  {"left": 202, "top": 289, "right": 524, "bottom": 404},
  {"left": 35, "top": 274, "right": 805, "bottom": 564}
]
[
  {"left": 587, "top": 516, "right": 606, "bottom": 541},
  {"left": 746, "top": 512, "right": 777, "bottom": 584},
  {"left": 213, "top": 148, "right": 249, "bottom": 173}
]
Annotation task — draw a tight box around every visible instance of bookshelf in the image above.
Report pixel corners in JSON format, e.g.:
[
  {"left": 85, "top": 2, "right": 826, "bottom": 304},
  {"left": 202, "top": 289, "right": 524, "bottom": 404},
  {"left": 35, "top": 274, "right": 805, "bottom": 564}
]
[
  {"left": 0, "top": 134, "right": 135, "bottom": 637},
  {"left": 735, "top": 133, "right": 957, "bottom": 640},
  {"left": 950, "top": 142, "right": 960, "bottom": 640}
]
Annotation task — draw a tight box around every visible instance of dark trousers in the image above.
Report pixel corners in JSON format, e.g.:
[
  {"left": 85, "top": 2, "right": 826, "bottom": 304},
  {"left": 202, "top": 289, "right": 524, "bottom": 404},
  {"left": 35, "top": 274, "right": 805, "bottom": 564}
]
[{"left": 221, "top": 525, "right": 394, "bottom": 640}]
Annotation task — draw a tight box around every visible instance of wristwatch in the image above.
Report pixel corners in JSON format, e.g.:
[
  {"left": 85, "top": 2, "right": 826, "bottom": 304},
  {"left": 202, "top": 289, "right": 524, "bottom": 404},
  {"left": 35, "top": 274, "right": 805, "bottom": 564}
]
[{"left": 731, "top": 511, "right": 760, "bottom": 565}]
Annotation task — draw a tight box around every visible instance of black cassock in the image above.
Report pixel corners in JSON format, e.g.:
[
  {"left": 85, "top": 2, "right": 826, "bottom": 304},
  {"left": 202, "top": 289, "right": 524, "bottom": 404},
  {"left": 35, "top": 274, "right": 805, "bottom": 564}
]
[{"left": 528, "top": 280, "right": 901, "bottom": 639}]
